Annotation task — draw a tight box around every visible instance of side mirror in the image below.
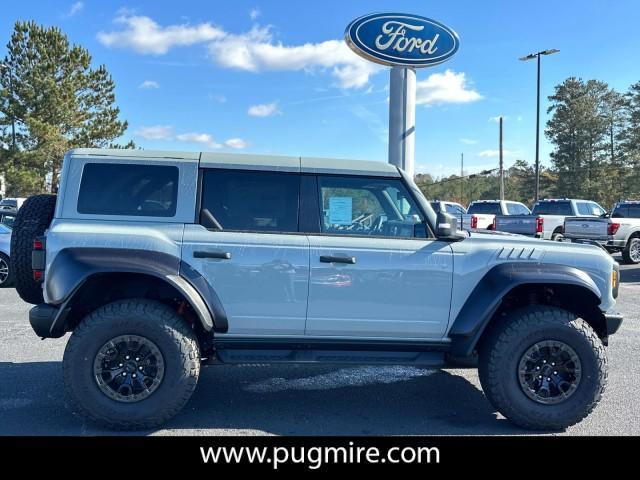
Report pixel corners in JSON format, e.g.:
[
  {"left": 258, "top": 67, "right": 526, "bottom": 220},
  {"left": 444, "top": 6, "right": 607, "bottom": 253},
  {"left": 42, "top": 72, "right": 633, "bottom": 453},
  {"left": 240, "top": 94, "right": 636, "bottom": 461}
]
[{"left": 436, "top": 212, "right": 458, "bottom": 238}]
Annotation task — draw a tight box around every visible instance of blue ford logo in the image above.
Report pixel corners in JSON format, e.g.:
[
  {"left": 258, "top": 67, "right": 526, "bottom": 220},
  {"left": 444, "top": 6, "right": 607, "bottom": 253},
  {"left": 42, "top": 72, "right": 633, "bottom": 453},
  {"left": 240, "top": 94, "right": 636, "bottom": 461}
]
[{"left": 345, "top": 13, "right": 459, "bottom": 67}]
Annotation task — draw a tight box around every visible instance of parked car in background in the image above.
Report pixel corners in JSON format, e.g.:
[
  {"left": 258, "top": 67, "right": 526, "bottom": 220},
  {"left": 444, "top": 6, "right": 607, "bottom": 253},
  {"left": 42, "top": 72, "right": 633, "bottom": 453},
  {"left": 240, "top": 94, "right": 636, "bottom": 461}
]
[
  {"left": 0, "top": 223, "right": 12, "bottom": 287},
  {"left": 0, "top": 197, "right": 26, "bottom": 210},
  {"left": 0, "top": 208, "right": 17, "bottom": 228},
  {"left": 430, "top": 200, "right": 466, "bottom": 227},
  {"left": 565, "top": 200, "right": 640, "bottom": 264},
  {"left": 494, "top": 199, "right": 606, "bottom": 240},
  {"left": 463, "top": 200, "right": 530, "bottom": 230}
]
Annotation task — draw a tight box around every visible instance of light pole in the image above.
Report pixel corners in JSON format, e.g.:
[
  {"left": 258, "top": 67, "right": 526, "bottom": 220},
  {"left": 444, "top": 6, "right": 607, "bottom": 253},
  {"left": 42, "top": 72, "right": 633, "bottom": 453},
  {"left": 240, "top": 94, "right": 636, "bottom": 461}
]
[
  {"left": 0, "top": 63, "right": 16, "bottom": 149},
  {"left": 519, "top": 49, "right": 559, "bottom": 202}
]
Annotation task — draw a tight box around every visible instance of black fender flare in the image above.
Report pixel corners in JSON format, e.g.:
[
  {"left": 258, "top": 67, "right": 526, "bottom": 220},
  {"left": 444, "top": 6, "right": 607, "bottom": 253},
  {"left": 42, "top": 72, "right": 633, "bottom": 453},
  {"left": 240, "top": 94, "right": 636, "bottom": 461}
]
[
  {"left": 448, "top": 262, "right": 601, "bottom": 357},
  {"left": 44, "top": 248, "right": 228, "bottom": 335}
]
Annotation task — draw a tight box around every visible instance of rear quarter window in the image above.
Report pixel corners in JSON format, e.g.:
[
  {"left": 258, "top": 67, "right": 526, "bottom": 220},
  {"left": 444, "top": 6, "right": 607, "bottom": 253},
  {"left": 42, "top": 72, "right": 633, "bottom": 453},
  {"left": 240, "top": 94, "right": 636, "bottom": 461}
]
[{"left": 77, "top": 163, "right": 179, "bottom": 217}]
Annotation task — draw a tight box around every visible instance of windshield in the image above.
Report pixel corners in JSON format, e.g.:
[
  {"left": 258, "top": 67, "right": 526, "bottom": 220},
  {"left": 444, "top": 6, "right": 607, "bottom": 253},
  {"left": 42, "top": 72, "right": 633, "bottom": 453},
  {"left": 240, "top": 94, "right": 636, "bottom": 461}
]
[
  {"left": 532, "top": 201, "right": 572, "bottom": 216},
  {"left": 0, "top": 224, "right": 11, "bottom": 234},
  {"left": 467, "top": 202, "right": 501, "bottom": 215}
]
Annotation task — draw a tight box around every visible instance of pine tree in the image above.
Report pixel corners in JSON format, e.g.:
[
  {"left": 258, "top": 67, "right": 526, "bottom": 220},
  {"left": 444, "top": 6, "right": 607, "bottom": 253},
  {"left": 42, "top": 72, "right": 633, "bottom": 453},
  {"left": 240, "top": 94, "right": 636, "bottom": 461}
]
[{"left": 0, "top": 21, "right": 130, "bottom": 194}]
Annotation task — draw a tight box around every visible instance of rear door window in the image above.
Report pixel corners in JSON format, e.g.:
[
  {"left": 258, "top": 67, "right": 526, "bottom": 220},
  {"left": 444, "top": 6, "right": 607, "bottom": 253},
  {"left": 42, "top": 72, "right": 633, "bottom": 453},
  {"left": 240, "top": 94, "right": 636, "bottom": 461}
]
[
  {"left": 506, "top": 203, "right": 530, "bottom": 215},
  {"left": 77, "top": 163, "right": 179, "bottom": 217},
  {"left": 628, "top": 204, "right": 640, "bottom": 218}
]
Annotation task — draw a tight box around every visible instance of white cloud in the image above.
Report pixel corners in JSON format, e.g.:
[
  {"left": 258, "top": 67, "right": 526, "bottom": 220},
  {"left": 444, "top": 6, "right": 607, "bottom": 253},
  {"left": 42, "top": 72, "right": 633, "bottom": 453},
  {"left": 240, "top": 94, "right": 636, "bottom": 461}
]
[
  {"left": 135, "top": 125, "right": 173, "bottom": 140},
  {"left": 209, "top": 94, "right": 227, "bottom": 103},
  {"left": 175, "top": 132, "right": 250, "bottom": 150},
  {"left": 65, "top": 1, "right": 83, "bottom": 17},
  {"left": 478, "top": 149, "right": 522, "bottom": 158},
  {"left": 459, "top": 138, "right": 477, "bottom": 145},
  {"left": 97, "top": 14, "right": 225, "bottom": 54},
  {"left": 415, "top": 70, "right": 482, "bottom": 106},
  {"left": 249, "top": 8, "right": 261, "bottom": 20},
  {"left": 224, "top": 138, "right": 249, "bottom": 149},
  {"left": 139, "top": 80, "right": 160, "bottom": 89},
  {"left": 176, "top": 132, "right": 221, "bottom": 149},
  {"left": 248, "top": 102, "right": 280, "bottom": 117},
  {"left": 207, "top": 26, "right": 381, "bottom": 89}
]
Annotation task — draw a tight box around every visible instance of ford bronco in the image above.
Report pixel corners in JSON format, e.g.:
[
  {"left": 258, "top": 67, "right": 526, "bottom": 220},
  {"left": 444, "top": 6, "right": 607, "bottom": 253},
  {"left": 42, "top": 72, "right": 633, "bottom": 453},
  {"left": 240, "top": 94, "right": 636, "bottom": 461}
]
[{"left": 10, "top": 149, "right": 622, "bottom": 430}]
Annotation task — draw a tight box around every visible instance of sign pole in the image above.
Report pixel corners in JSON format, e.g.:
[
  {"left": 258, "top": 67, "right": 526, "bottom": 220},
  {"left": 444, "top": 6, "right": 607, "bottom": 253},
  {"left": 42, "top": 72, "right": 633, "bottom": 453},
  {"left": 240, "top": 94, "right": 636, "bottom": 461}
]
[{"left": 388, "top": 66, "right": 416, "bottom": 177}]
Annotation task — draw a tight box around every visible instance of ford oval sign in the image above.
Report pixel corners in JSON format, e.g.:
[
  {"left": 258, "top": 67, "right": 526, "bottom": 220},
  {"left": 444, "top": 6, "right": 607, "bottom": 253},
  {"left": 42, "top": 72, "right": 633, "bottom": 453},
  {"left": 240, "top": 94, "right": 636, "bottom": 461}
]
[{"left": 345, "top": 13, "right": 459, "bottom": 68}]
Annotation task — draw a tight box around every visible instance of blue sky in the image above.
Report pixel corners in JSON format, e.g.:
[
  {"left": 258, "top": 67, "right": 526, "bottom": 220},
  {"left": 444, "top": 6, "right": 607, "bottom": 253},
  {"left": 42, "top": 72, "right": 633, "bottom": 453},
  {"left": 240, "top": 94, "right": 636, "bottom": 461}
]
[{"left": 2, "top": 0, "right": 640, "bottom": 177}]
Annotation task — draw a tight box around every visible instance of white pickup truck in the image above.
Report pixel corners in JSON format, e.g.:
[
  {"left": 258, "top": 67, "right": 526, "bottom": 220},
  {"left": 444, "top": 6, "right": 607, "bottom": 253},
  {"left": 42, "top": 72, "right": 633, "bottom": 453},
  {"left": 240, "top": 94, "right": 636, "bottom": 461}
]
[
  {"left": 463, "top": 199, "right": 530, "bottom": 230},
  {"left": 565, "top": 200, "right": 640, "bottom": 264},
  {"left": 494, "top": 199, "right": 606, "bottom": 240}
]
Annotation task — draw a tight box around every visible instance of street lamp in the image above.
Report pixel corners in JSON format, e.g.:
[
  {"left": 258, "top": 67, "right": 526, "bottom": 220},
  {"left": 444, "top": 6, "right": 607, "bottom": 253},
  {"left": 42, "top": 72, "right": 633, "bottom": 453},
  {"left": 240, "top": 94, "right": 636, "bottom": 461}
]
[
  {"left": 519, "top": 49, "right": 559, "bottom": 202},
  {"left": 0, "top": 63, "right": 16, "bottom": 149}
]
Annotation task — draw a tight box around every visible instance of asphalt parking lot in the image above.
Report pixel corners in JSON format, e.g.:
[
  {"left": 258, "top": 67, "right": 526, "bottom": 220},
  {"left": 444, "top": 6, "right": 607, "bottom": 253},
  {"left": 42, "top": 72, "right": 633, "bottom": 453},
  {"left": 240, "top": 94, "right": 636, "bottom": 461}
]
[{"left": 0, "top": 261, "right": 638, "bottom": 436}]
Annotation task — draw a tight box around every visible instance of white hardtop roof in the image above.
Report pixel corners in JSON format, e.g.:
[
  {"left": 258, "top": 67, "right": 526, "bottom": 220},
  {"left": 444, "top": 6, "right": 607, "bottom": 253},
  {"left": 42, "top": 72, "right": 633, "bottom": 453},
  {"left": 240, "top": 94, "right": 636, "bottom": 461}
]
[{"left": 67, "top": 148, "right": 400, "bottom": 177}]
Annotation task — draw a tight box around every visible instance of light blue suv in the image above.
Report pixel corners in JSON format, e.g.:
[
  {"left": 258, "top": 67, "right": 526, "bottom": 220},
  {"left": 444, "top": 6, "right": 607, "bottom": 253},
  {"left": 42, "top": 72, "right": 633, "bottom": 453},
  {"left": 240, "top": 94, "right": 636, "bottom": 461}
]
[{"left": 11, "top": 149, "right": 622, "bottom": 430}]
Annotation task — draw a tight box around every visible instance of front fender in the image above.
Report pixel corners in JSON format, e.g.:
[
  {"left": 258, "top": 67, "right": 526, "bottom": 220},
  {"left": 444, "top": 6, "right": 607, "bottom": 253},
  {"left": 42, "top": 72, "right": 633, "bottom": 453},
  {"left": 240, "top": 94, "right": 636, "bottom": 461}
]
[{"left": 448, "top": 262, "right": 601, "bottom": 357}]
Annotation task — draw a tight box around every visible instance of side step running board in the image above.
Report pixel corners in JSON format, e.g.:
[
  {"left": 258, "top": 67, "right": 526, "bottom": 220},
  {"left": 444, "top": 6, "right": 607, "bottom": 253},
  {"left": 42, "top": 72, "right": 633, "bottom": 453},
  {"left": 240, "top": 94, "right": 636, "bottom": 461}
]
[{"left": 215, "top": 348, "right": 445, "bottom": 366}]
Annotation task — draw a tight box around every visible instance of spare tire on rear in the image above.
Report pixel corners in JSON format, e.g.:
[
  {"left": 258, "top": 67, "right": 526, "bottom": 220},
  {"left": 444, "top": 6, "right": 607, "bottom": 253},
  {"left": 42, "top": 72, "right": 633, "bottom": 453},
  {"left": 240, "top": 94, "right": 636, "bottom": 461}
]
[{"left": 10, "top": 194, "right": 57, "bottom": 304}]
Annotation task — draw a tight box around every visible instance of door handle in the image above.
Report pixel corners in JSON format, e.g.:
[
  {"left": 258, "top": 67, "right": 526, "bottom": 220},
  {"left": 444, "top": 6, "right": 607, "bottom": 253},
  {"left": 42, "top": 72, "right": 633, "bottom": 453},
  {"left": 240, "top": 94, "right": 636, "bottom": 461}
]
[
  {"left": 194, "top": 250, "right": 232, "bottom": 260},
  {"left": 320, "top": 255, "right": 356, "bottom": 264}
]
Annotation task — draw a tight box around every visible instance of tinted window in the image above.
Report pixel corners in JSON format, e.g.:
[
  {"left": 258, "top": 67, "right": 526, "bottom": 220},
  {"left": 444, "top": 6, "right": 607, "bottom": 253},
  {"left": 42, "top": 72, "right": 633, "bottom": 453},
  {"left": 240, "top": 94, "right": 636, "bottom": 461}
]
[
  {"left": 200, "top": 169, "right": 300, "bottom": 232},
  {"left": 0, "top": 213, "right": 15, "bottom": 228},
  {"left": 589, "top": 202, "right": 606, "bottom": 216},
  {"left": 467, "top": 202, "right": 502, "bottom": 215},
  {"left": 532, "top": 201, "right": 572, "bottom": 216},
  {"left": 506, "top": 203, "right": 530, "bottom": 215},
  {"left": 613, "top": 204, "right": 640, "bottom": 218},
  {"left": 430, "top": 202, "right": 441, "bottom": 213},
  {"left": 318, "top": 176, "right": 424, "bottom": 238},
  {"left": 446, "top": 203, "right": 466, "bottom": 215},
  {"left": 576, "top": 202, "right": 591, "bottom": 215},
  {"left": 78, "top": 163, "right": 178, "bottom": 217}
]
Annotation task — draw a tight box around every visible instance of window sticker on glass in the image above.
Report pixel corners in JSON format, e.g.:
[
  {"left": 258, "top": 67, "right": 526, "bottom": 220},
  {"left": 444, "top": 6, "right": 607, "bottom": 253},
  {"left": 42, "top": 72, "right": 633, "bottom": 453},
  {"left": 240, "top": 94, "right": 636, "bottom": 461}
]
[{"left": 328, "top": 197, "right": 353, "bottom": 225}]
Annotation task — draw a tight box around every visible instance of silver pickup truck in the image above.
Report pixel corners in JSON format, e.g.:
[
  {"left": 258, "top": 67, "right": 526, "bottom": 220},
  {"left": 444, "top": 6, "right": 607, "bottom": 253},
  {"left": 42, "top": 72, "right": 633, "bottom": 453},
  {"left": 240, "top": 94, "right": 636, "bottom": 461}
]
[
  {"left": 565, "top": 201, "right": 640, "bottom": 264},
  {"left": 463, "top": 199, "right": 530, "bottom": 230},
  {"left": 494, "top": 199, "right": 606, "bottom": 240}
]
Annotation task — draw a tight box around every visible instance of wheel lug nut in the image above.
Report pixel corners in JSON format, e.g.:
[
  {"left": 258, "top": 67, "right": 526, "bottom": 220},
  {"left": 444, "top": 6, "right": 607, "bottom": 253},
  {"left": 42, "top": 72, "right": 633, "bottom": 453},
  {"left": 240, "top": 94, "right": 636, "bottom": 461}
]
[
  {"left": 547, "top": 377, "right": 551, "bottom": 381},
  {"left": 543, "top": 360, "right": 547, "bottom": 363},
  {"left": 132, "top": 374, "right": 137, "bottom": 378},
  {"left": 551, "top": 362, "right": 555, "bottom": 366},
  {"left": 118, "top": 363, "right": 123, "bottom": 367},
  {"left": 554, "top": 371, "right": 558, "bottom": 375},
  {"left": 122, "top": 372, "right": 127, "bottom": 376},
  {"left": 138, "top": 366, "right": 143, "bottom": 371},
  {"left": 125, "top": 356, "right": 130, "bottom": 360},
  {"left": 538, "top": 375, "right": 542, "bottom": 379},
  {"left": 536, "top": 366, "right": 540, "bottom": 370},
  {"left": 135, "top": 357, "right": 140, "bottom": 362}
]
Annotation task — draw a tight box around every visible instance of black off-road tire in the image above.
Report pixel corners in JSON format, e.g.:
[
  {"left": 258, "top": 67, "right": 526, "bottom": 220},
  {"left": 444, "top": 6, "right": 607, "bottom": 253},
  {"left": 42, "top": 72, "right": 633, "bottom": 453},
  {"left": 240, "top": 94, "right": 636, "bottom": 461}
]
[
  {"left": 621, "top": 235, "right": 640, "bottom": 264},
  {"left": 0, "top": 252, "right": 13, "bottom": 287},
  {"left": 63, "top": 299, "right": 200, "bottom": 430},
  {"left": 10, "top": 194, "right": 57, "bottom": 304},
  {"left": 478, "top": 306, "right": 607, "bottom": 430}
]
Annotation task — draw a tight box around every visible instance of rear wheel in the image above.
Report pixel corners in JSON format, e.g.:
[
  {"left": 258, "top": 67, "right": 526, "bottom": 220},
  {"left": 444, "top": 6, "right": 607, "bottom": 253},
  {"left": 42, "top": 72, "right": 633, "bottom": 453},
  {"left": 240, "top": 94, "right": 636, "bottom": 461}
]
[
  {"left": 10, "top": 194, "right": 56, "bottom": 303},
  {"left": 551, "top": 230, "right": 564, "bottom": 242},
  {"left": 622, "top": 236, "right": 640, "bottom": 264},
  {"left": 478, "top": 306, "right": 607, "bottom": 430},
  {"left": 63, "top": 299, "right": 200, "bottom": 430}
]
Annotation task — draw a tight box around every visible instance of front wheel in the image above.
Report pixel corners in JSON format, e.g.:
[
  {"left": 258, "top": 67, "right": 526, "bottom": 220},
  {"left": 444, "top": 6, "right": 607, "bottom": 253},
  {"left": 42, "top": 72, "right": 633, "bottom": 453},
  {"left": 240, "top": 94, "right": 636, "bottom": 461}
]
[
  {"left": 63, "top": 299, "right": 200, "bottom": 430},
  {"left": 478, "top": 306, "right": 607, "bottom": 430}
]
